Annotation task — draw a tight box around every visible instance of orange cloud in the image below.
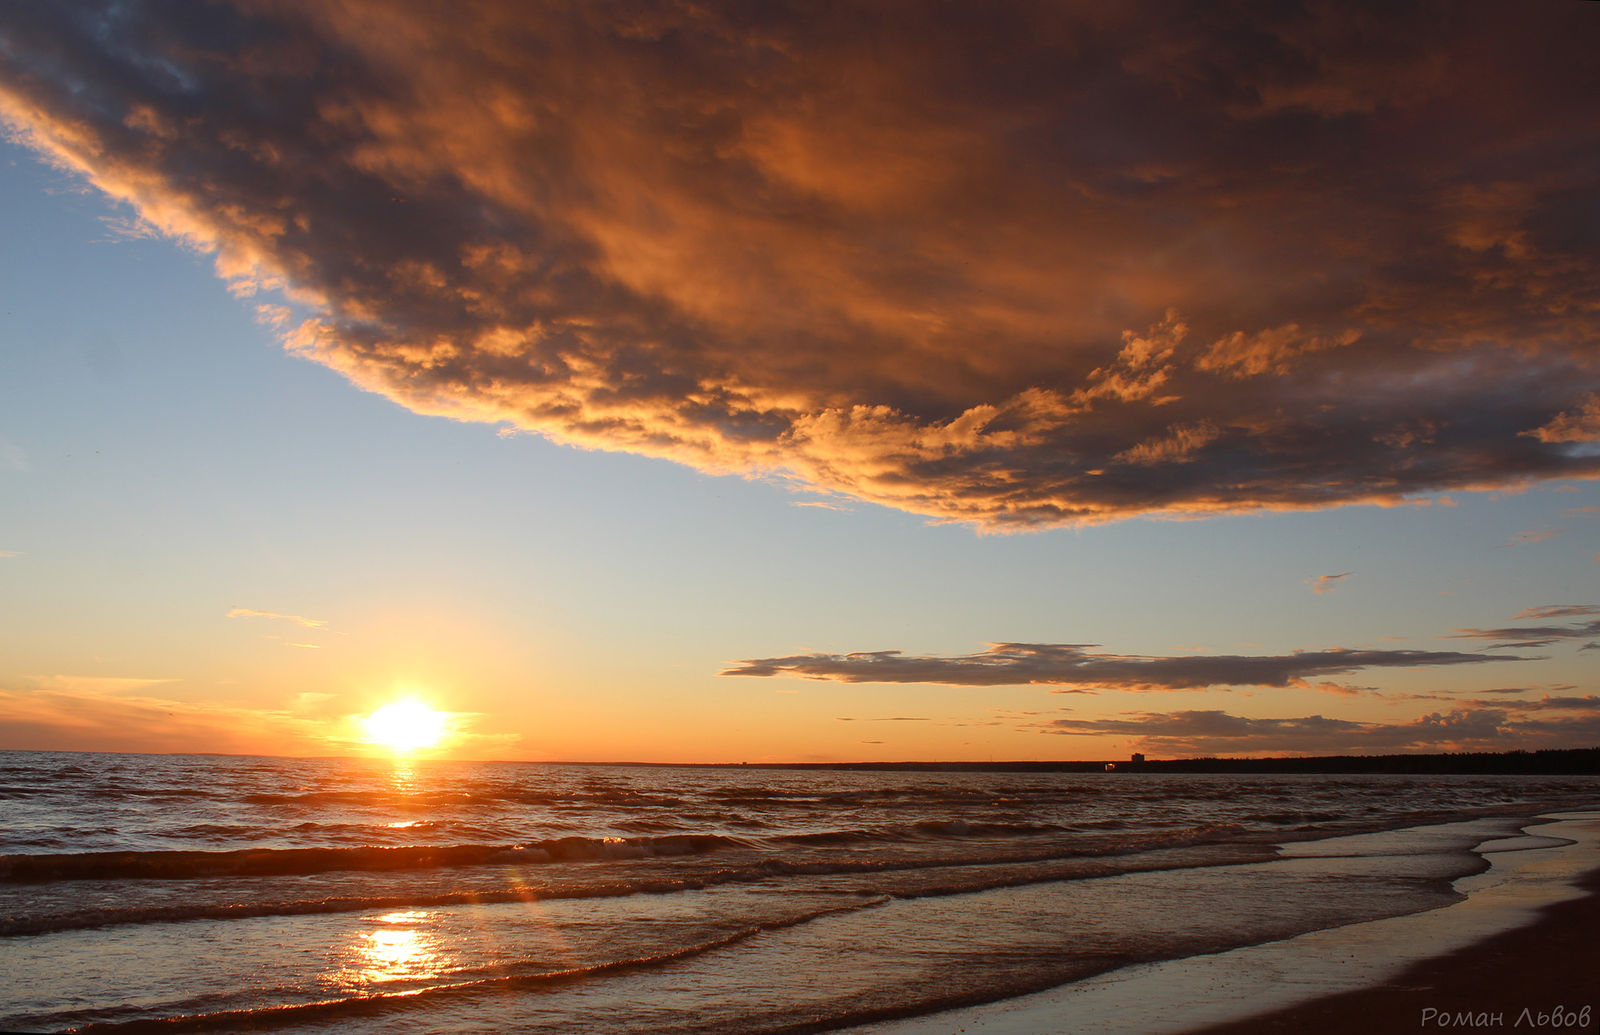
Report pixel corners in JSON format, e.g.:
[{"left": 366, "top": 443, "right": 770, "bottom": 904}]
[
  {"left": 1528, "top": 394, "right": 1600, "bottom": 445},
  {"left": 3, "top": 3, "right": 1598, "bottom": 527},
  {"left": 0, "top": 679, "right": 518, "bottom": 757},
  {"left": 226, "top": 607, "right": 328, "bottom": 629},
  {"left": 0, "top": 682, "right": 330, "bottom": 756},
  {"left": 1307, "top": 572, "right": 1352, "bottom": 595}
]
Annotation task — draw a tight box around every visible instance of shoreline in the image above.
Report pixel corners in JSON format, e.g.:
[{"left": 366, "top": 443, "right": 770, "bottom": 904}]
[
  {"left": 1196, "top": 863, "right": 1600, "bottom": 1034},
  {"left": 855, "top": 811, "right": 1600, "bottom": 1035},
  {"left": 6, "top": 745, "right": 1598, "bottom": 775}
]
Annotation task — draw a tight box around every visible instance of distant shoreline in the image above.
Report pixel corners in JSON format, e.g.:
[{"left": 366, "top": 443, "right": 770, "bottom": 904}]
[
  {"left": 3, "top": 745, "right": 1597, "bottom": 774},
  {"left": 705, "top": 746, "right": 1600, "bottom": 775}
]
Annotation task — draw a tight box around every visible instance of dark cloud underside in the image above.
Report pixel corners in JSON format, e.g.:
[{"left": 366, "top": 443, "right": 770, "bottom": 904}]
[
  {"left": 1030, "top": 704, "right": 1600, "bottom": 755},
  {"left": 1449, "top": 616, "right": 1600, "bottom": 648},
  {"left": 3, "top": 1, "right": 1598, "bottom": 526},
  {"left": 721, "top": 642, "right": 1524, "bottom": 690}
]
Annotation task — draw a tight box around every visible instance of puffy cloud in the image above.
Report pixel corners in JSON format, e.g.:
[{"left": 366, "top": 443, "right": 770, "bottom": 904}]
[
  {"left": 721, "top": 642, "right": 1522, "bottom": 691},
  {"left": 3, "top": 2, "right": 1599, "bottom": 527},
  {"left": 1528, "top": 394, "right": 1600, "bottom": 445},
  {"left": 1196, "top": 325, "right": 1361, "bottom": 380}
]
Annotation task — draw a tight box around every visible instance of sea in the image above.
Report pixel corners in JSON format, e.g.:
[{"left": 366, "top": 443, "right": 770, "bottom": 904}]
[{"left": 2, "top": 750, "right": 1597, "bottom": 1034}]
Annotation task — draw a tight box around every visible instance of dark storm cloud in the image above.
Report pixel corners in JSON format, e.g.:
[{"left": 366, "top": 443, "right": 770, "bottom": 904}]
[
  {"left": 3, "top": 1, "right": 1598, "bottom": 527},
  {"left": 721, "top": 642, "right": 1523, "bottom": 690}
]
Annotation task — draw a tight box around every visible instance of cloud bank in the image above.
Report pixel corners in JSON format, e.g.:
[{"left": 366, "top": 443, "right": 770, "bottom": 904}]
[
  {"left": 722, "top": 642, "right": 1523, "bottom": 691},
  {"left": 3, "top": 2, "right": 1598, "bottom": 527},
  {"left": 1030, "top": 701, "right": 1600, "bottom": 756},
  {"left": 1449, "top": 608, "right": 1600, "bottom": 649}
]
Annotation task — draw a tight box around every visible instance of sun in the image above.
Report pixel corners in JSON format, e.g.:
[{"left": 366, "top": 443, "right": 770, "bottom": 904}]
[{"left": 363, "top": 700, "right": 449, "bottom": 752}]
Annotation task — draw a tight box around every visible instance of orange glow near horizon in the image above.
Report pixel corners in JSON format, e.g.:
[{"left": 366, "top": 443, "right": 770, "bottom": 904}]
[{"left": 362, "top": 700, "right": 449, "bottom": 752}]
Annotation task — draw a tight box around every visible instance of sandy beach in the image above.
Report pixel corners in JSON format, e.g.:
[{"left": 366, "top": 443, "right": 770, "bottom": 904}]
[
  {"left": 1200, "top": 864, "right": 1600, "bottom": 1033},
  {"left": 860, "top": 812, "right": 1600, "bottom": 1035}
]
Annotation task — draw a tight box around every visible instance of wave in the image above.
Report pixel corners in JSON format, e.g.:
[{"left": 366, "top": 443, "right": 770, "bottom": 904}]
[
  {"left": 0, "top": 832, "right": 750, "bottom": 884},
  {"left": 0, "top": 828, "right": 1273, "bottom": 937},
  {"left": 775, "top": 819, "right": 1065, "bottom": 847},
  {"left": 0, "top": 812, "right": 1198, "bottom": 886},
  {"left": 53, "top": 896, "right": 890, "bottom": 1034},
  {"left": 1239, "top": 811, "right": 1345, "bottom": 826}
]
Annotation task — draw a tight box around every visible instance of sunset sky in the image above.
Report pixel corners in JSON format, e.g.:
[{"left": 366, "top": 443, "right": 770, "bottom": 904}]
[{"left": 1, "top": 1, "right": 1597, "bottom": 762}]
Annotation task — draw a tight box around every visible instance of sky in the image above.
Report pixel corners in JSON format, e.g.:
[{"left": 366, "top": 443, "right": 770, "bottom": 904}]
[{"left": 1, "top": 0, "right": 1597, "bottom": 763}]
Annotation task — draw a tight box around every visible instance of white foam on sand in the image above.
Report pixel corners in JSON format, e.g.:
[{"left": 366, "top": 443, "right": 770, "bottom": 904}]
[{"left": 852, "top": 812, "right": 1600, "bottom": 1035}]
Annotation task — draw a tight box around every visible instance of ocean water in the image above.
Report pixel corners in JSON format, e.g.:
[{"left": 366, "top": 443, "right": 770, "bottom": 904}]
[{"left": 1, "top": 750, "right": 1596, "bottom": 1034}]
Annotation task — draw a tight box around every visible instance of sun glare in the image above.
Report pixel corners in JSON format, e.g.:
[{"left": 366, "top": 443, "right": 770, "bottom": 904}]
[{"left": 363, "top": 700, "right": 448, "bottom": 752}]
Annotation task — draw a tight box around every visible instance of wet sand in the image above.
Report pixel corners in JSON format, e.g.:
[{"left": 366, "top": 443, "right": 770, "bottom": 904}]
[
  {"left": 858, "top": 812, "right": 1600, "bottom": 1035},
  {"left": 1197, "top": 865, "right": 1600, "bottom": 1034}
]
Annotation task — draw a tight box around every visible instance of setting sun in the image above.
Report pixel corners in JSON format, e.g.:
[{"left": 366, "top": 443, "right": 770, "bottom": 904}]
[{"left": 362, "top": 701, "right": 448, "bottom": 752}]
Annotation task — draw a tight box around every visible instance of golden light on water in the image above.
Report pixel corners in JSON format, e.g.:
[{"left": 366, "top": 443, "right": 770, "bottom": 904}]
[
  {"left": 362, "top": 700, "right": 448, "bottom": 752},
  {"left": 333, "top": 910, "right": 445, "bottom": 989}
]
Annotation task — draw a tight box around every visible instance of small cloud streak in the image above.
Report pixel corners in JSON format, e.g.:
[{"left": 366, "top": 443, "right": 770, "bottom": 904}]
[
  {"left": 29, "top": 674, "right": 175, "bottom": 694},
  {"left": 1308, "top": 572, "right": 1352, "bottom": 595},
  {"left": 1507, "top": 528, "right": 1564, "bottom": 546},
  {"left": 1513, "top": 605, "right": 1600, "bottom": 621},
  {"left": 723, "top": 642, "right": 1523, "bottom": 691},
  {"left": 1449, "top": 614, "right": 1600, "bottom": 648},
  {"left": 2, "top": 4, "right": 1598, "bottom": 528},
  {"left": 835, "top": 716, "right": 930, "bottom": 722},
  {"left": 226, "top": 607, "right": 328, "bottom": 629},
  {"left": 0, "top": 437, "right": 27, "bottom": 473}
]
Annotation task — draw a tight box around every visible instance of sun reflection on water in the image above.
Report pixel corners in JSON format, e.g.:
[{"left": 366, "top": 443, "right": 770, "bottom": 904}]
[
  {"left": 332, "top": 910, "right": 446, "bottom": 990},
  {"left": 387, "top": 761, "right": 420, "bottom": 795}
]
